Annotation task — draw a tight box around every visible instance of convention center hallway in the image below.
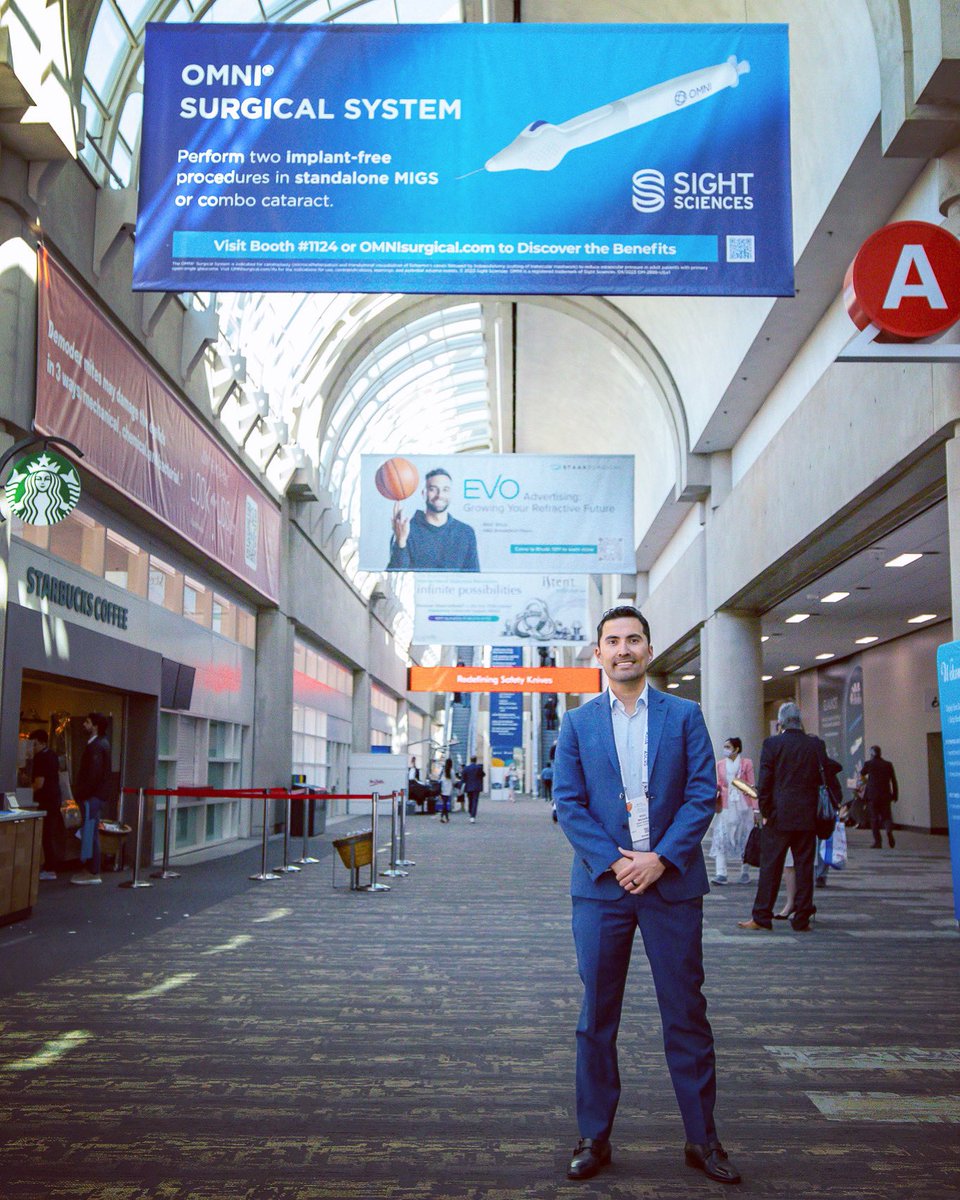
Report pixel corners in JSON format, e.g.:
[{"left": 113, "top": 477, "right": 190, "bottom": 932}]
[{"left": 0, "top": 799, "right": 958, "bottom": 1199}]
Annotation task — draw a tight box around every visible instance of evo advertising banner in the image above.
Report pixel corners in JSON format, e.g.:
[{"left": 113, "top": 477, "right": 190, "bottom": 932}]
[
  {"left": 35, "top": 251, "right": 281, "bottom": 601},
  {"left": 413, "top": 574, "right": 591, "bottom": 646},
  {"left": 360, "top": 454, "right": 634, "bottom": 574},
  {"left": 134, "top": 23, "right": 793, "bottom": 296},
  {"left": 935, "top": 642, "right": 960, "bottom": 923}
]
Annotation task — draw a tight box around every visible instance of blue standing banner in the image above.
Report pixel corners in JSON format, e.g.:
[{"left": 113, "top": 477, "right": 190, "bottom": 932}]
[
  {"left": 935, "top": 641, "right": 960, "bottom": 926},
  {"left": 489, "top": 646, "right": 524, "bottom": 783},
  {"left": 134, "top": 23, "right": 793, "bottom": 296}
]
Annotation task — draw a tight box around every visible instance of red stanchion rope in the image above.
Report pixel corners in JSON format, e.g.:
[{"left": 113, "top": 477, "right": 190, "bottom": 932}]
[{"left": 120, "top": 787, "right": 397, "bottom": 800}]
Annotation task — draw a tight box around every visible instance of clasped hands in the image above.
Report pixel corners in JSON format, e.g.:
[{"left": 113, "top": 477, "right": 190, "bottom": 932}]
[{"left": 611, "top": 848, "right": 665, "bottom": 895}]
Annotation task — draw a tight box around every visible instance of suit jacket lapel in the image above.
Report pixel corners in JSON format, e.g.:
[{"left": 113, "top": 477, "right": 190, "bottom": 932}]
[
  {"left": 593, "top": 693, "right": 622, "bottom": 783},
  {"left": 647, "top": 687, "right": 666, "bottom": 779}
]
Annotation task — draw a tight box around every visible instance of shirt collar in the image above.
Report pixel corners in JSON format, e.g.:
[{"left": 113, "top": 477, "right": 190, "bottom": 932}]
[{"left": 608, "top": 681, "right": 648, "bottom": 716}]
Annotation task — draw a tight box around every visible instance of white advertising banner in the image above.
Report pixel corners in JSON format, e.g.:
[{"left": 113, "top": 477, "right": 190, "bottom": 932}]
[
  {"left": 360, "top": 454, "right": 634, "bottom": 574},
  {"left": 413, "top": 574, "right": 592, "bottom": 646}
]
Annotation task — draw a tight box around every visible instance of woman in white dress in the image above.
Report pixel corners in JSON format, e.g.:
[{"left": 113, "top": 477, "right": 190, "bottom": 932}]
[{"left": 711, "top": 737, "right": 757, "bottom": 884}]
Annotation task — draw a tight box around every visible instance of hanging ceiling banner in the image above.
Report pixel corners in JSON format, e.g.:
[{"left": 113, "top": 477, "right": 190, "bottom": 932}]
[
  {"left": 360, "top": 454, "right": 634, "bottom": 575},
  {"left": 413, "top": 573, "right": 592, "bottom": 646},
  {"left": 408, "top": 665, "right": 601, "bottom": 695},
  {"left": 133, "top": 22, "right": 793, "bottom": 297},
  {"left": 35, "top": 251, "right": 281, "bottom": 602}
]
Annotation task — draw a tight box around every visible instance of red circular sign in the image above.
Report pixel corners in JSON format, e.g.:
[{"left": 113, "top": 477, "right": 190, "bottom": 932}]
[{"left": 844, "top": 221, "right": 960, "bottom": 341}]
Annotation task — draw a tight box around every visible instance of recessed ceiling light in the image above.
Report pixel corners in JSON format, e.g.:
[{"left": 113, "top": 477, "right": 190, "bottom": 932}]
[
  {"left": 855, "top": 636, "right": 879, "bottom": 644},
  {"left": 821, "top": 592, "right": 849, "bottom": 603},
  {"left": 784, "top": 665, "right": 801, "bottom": 672},
  {"left": 667, "top": 682, "right": 680, "bottom": 689},
  {"left": 760, "top": 635, "right": 769, "bottom": 643},
  {"left": 761, "top": 674, "right": 772, "bottom": 682},
  {"left": 681, "top": 674, "right": 695, "bottom": 682},
  {"left": 885, "top": 553, "right": 922, "bottom": 568},
  {"left": 907, "top": 613, "right": 937, "bottom": 624},
  {"left": 785, "top": 613, "right": 810, "bottom": 624},
  {"left": 815, "top": 653, "right": 835, "bottom": 660}
]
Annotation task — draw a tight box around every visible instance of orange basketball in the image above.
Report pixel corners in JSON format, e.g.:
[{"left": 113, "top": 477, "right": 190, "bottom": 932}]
[{"left": 375, "top": 456, "right": 419, "bottom": 500}]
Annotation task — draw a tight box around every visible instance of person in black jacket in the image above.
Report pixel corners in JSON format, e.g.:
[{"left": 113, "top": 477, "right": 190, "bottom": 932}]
[
  {"left": 738, "top": 703, "right": 840, "bottom": 933},
  {"left": 72, "top": 712, "right": 111, "bottom": 885},
  {"left": 859, "top": 745, "right": 899, "bottom": 848}
]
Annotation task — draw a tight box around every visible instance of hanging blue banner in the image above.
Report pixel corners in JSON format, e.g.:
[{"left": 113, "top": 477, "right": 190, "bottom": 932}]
[
  {"left": 134, "top": 22, "right": 793, "bottom": 296},
  {"left": 490, "top": 646, "right": 523, "bottom": 770},
  {"left": 935, "top": 641, "right": 960, "bottom": 925}
]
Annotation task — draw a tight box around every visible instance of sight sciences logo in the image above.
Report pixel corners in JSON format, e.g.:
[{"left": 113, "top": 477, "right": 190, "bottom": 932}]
[
  {"left": 632, "top": 168, "right": 755, "bottom": 213},
  {"left": 631, "top": 169, "right": 666, "bottom": 213}
]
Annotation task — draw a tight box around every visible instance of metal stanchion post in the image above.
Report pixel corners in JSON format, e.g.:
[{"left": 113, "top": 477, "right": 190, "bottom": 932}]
[
  {"left": 380, "top": 790, "right": 408, "bottom": 878},
  {"left": 250, "top": 793, "right": 281, "bottom": 881},
  {"left": 295, "top": 790, "right": 319, "bottom": 865},
  {"left": 119, "top": 788, "right": 152, "bottom": 889},
  {"left": 363, "top": 791, "right": 390, "bottom": 892},
  {"left": 397, "top": 787, "right": 415, "bottom": 867},
  {"left": 150, "top": 790, "right": 181, "bottom": 880},
  {"left": 276, "top": 794, "right": 301, "bottom": 873}
]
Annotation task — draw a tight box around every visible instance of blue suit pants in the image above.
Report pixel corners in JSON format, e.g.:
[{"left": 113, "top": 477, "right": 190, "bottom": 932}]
[{"left": 572, "top": 889, "right": 717, "bottom": 1145}]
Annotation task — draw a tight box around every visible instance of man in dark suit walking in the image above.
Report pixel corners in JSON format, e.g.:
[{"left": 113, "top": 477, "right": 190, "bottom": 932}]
[
  {"left": 739, "top": 702, "right": 838, "bottom": 933},
  {"left": 553, "top": 605, "right": 740, "bottom": 1186},
  {"left": 859, "top": 745, "right": 899, "bottom": 848},
  {"left": 461, "top": 756, "right": 485, "bottom": 823}
]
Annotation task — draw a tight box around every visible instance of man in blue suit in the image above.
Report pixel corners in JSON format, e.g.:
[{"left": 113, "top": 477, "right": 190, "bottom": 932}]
[{"left": 554, "top": 605, "right": 740, "bottom": 1185}]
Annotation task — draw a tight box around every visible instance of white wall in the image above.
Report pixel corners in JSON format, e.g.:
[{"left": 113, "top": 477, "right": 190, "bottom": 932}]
[{"left": 860, "top": 620, "right": 951, "bottom": 830}]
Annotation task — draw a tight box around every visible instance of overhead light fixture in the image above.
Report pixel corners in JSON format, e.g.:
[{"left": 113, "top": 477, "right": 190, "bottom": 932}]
[
  {"left": 785, "top": 613, "right": 810, "bottom": 624},
  {"left": 855, "top": 636, "right": 879, "bottom": 644},
  {"left": 885, "top": 553, "right": 922, "bottom": 568},
  {"left": 667, "top": 682, "right": 680, "bottom": 690},
  {"left": 821, "top": 592, "right": 849, "bottom": 603},
  {"left": 784, "top": 665, "right": 801, "bottom": 672},
  {"left": 681, "top": 674, "right": 696, "bottom": 682},
  {"left": 761, "top": 674, "right": 772, "bottom": 682},
  {"left": 907, "top": 613, "right": 937, "bottom": 624},
  {"left": 760, "top": 635, "right": 769, "bottom": 643},
  {"left": 815, "top": 653, "right": 835, "bottom": 661}
]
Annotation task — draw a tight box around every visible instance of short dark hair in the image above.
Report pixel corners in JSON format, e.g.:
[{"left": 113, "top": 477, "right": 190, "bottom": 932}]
[
  {"left": 870, "top": 745, "right": 881, "bottom": 757},
  {"left": 470, "top": 756, "right": 477, "bottom": 763},
  {"left": 87, "top": 712, "right": 108, "bottom": 736},
  {"left": 425, "top": 468, "right": 452, "bottom": 485},
  {"left": 30, "top": 729, "right": 48, "bottom": 744},
  {"left": 596, "top": 605, "right": 651, "bottom": 645},
  {"left": 725, "top": 737, "right": 743, "bottom": 754}
]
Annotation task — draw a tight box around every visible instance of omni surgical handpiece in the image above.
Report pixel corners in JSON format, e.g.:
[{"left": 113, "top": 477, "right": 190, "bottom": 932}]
[{"left": 483, "top": 56, "right": 750, "bottom": 174}]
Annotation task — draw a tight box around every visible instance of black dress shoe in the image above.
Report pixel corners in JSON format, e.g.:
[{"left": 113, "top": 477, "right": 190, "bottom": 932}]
[
  {"left": 567, "top": 1137, "right": 611, "bottom": 1180},
  {"left": 684, "top": 1141, "right": 741, "bottom": 1184}
]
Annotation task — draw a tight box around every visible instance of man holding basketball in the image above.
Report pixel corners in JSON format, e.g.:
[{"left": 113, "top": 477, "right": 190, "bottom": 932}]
[{"left": 387, "top": 467, "right": 480, "bottom": 572}]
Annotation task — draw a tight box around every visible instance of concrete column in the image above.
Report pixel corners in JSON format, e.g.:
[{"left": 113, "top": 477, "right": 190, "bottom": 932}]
[
  {"left": 352, "top": 669, "right": 372, "bottom": 752},
  {"left": 945, "top": 424, "right": 960, "bottom": 641},
  {"left": 250, "top": 608, "right": 295, "bottom": 836},
  {"left": 700, "top": 609, "right": 765, "bottom": 764}
]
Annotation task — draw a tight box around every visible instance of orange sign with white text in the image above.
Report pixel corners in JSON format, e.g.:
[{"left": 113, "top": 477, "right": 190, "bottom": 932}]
[{"left": 407, "top": 665, "right": 602, "bottom": 694}]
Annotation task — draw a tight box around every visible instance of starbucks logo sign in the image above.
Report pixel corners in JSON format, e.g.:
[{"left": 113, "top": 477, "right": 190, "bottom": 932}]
[{"left": 5, "top": 450, "right": 81, "bottom": 525}]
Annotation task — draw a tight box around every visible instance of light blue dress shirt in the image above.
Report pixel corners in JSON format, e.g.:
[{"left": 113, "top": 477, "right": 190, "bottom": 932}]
[{"left": 609, "top": 683, "right": 649, "bottom": 817}]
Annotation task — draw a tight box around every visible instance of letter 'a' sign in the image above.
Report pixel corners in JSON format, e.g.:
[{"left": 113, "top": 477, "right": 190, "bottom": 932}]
[{"left": 844, "top": 221, "right": 960, "bottom": 342}]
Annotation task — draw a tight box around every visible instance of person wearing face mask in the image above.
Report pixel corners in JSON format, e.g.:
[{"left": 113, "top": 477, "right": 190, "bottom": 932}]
[{"left": 711, "top": 738, "right": 757, "bottom": 885}]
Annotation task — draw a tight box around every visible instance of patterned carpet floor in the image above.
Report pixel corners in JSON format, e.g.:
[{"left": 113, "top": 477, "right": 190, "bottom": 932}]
[{"left": 0, "top": 798, "right": 958, "bottom": 1199}]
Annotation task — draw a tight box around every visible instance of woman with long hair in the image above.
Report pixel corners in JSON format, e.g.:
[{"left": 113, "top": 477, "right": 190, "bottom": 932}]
[{"left": 438, "top": 757, "right": 454, "bottom": 824}]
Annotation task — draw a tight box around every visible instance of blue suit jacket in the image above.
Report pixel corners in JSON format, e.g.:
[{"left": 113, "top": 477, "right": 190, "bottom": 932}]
[{"left": 553, "top": 687, "right": 717, "bottom": 902}]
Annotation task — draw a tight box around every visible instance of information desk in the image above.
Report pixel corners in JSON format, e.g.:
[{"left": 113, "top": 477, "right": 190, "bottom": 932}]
[{"left": 0, "top": 810, "right": 44, "bottom": 925}]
